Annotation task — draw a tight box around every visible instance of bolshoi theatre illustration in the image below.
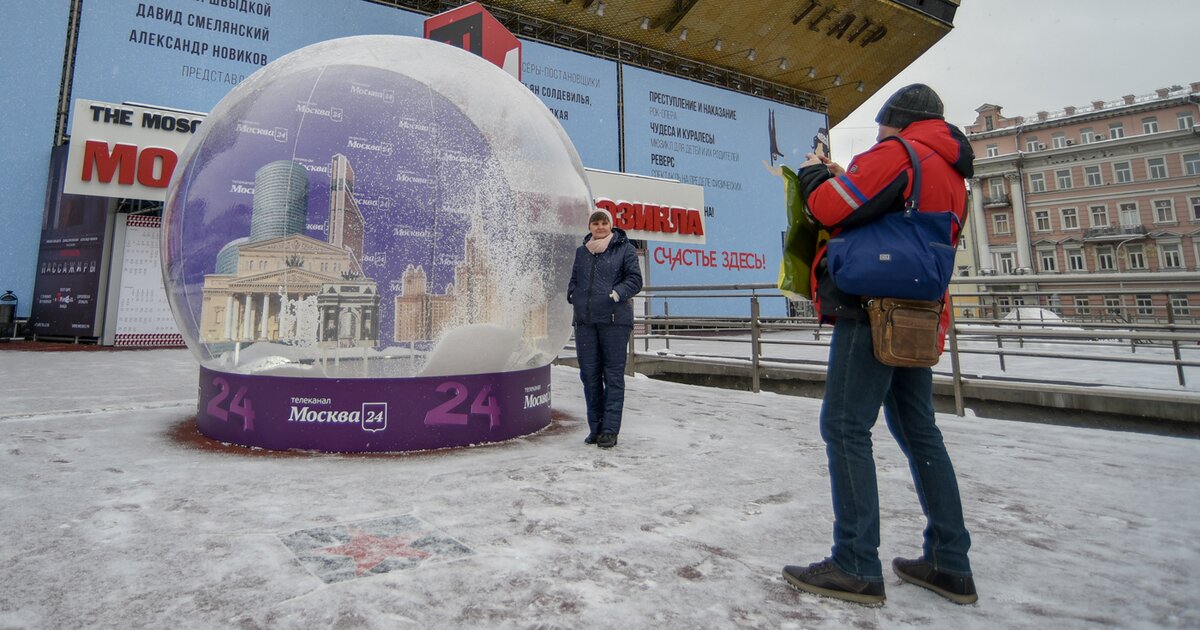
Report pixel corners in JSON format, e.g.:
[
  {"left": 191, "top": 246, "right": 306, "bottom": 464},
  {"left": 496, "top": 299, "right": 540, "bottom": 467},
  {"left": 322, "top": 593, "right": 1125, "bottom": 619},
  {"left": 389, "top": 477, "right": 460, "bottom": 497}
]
[{"left": 198, "top": 154, "right": 379, "bottom": 348}]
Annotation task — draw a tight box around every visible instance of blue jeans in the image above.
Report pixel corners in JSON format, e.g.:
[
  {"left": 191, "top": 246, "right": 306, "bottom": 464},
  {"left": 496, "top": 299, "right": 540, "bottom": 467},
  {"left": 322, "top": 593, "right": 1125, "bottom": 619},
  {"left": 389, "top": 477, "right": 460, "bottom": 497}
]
[
  {"left": 820, "top": 317, "right": 972, "bottom": 581},
  {"left": 575, "top": 323, "right": 632, "bottom": 436}
]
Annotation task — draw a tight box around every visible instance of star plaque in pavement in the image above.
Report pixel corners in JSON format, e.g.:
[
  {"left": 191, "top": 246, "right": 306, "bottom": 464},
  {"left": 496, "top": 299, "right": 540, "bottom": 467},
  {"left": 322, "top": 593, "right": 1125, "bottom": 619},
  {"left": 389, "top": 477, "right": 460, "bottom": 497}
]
[
  {"left": 281, "top": 514, "right": 474, "bottom": 583},
  {"left": 316, "top": 528, "right": 432, "bottom": 575}
]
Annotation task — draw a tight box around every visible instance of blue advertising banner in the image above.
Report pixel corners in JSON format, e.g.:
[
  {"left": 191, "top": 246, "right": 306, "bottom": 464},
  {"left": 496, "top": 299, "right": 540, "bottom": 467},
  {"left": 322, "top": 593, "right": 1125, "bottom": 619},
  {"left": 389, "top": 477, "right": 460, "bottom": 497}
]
[
  {"left": 0, "top": 1, "right": 72, "bottom": 317},
  {"left": 70, "top": 0, "right": 425, "bottom": 117},
  {"left": 621, "top": 67, "right": 827, "bottom": 316},
  {"left": 519, "top": 40, "right": 619, "bottom": 171}
]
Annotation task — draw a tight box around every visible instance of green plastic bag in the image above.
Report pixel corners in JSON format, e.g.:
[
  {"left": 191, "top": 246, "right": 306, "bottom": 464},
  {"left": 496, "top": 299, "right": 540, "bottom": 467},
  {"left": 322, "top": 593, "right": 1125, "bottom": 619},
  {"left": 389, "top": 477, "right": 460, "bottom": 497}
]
[{"left": 777, "top": 165, "right": 828, "bottom": 301}]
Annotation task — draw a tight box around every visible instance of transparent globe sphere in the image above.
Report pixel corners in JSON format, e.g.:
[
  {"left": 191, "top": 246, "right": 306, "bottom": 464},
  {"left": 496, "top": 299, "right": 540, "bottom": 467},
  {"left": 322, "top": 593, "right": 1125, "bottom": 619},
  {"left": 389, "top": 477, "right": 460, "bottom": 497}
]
[{"left": 163, "top": 35, "right": 587, "bottom": 378}]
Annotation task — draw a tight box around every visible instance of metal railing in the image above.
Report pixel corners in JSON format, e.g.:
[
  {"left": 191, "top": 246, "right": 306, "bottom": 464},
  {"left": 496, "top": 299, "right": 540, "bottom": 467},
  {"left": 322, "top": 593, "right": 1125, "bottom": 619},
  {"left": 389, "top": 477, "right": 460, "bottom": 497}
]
[{"left": 562, "top": 275, "right": 1200, "bottom": 421}]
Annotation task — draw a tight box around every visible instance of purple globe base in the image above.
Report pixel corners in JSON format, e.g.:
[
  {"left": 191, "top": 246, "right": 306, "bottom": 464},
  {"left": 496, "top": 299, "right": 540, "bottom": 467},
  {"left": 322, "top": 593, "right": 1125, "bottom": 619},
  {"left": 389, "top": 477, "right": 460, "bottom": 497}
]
[{"left": 196, "top": 364, "right": 552, "bottom": 452}]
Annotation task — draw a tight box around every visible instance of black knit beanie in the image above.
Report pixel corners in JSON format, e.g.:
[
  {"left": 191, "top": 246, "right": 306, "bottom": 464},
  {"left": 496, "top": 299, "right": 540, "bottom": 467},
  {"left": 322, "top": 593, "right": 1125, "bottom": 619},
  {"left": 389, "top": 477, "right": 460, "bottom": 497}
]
[{"left": 875, "top": 83, "right": 944, "bottom": 128}]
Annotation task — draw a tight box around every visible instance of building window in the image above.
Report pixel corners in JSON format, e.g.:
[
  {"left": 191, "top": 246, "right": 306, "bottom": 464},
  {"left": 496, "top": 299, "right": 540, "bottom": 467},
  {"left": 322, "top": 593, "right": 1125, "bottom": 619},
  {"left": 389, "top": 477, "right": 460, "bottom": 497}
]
[
  {"left": 988, "top": 178, "right": 1005, "bottom": 199},
  {"left": 1029, "top": 172, "right": 1046, "bottom": 192},
  {"left": 1084, "top": 165, "right": 1102, "bottom": 186},
  {"left": 1179, "top": 111, "right": 1195, "bottom": 130},
  {"left": 1191, "top": 196, "right": 1200, "bottom": 221},
  {"left": 1126, "top": 245, "right": 1147, "bottom": 270},
  {"left": 1055, "top": 169, "right": 1073, "bottom": 189},
  {"left": 1090, "top": 205, "right": 1109, "bottom": 226},
  {"left": 1119, "top": 202, "right": 1140, "bottom": 226},
  {"left": 1097, "top": 246, "right": 1115, "bottom": 271},
  {"left": 1171, "top": 295, "right": 1190, "bottom": 317},
  {"left": 1061, "top": 207, "right": 1079, "bottom": 229},
  {"left": 1147, "top": 157, "right": 1168, "bottom": 179},
  {"left": 985, "top": 115, "right": 994, "bottom": 131},
  {"left": 1183, "top": 152, "right": 1200, "bottom": 176},
  {"left": 1038, "top": 248, "right": 1058, "bottom": 272},
  {"left": 1142, "top": 117, "right": 1159, "bottom": 134},
  {"left": 1026, "top": 137, "right": 1040, "bottom": 151},
  {"left": 1135, "top": 295, "right": 1154, "bottom": 317},
  {"left": 1160, "top": 242, "right": 1183, "bottom": 269},
  {"left": 1113, "top": 161, "right": 1133, "bottom": 183},
  {"left": 1074, "top": 296, "right": 1090, "bottom": 315},
  {"left": 993, "top": 212, "right": 1011, "bottom": 235},
  {"left": 1153, "top": 199, "right": 1176, "bottom": 223},
  {"left": 1108, "top": 122, "right": 1125, "bottom": 139},
  {"left": 1104, "top": 295, "right": 1122, "bottom": 315},
  {"left": 986, "top": 143, "right": 998, "bottom": 157},
  {"left": 1052, "top": 133, "right": 1067, "bottom": 148},
  {"left": 1066, "top": 248, "right": 1086, "bottom": 272},
  {"left": 1080, "top": 128, "right": 1095, "bottom": 143},
  {"left": 1034, "top": 210, "right": 1051, "bottom": 231},
  {"left": 997, "top": 252, "right": 1015, "bottom": 274}
]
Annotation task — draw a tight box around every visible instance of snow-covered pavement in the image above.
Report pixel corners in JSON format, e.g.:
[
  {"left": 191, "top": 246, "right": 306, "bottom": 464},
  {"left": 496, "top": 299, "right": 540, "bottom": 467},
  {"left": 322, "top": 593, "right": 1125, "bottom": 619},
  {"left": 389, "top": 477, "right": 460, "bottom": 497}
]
[{"left": 1, "top": 347, "right": 1197, "bottom": 629}]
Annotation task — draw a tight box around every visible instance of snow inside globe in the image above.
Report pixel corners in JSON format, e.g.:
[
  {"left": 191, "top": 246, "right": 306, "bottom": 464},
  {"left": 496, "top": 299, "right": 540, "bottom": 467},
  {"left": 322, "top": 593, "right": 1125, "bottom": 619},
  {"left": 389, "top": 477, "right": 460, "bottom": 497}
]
[{"left": 162, "top": 36, "right": 589, "bottom": 452}]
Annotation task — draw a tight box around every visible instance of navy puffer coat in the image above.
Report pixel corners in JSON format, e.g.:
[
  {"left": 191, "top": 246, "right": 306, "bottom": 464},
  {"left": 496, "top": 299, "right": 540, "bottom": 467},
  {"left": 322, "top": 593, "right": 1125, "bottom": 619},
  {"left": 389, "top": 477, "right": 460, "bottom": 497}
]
[{"left": 567, "top": 227, "right": 643, "bottom": 326}]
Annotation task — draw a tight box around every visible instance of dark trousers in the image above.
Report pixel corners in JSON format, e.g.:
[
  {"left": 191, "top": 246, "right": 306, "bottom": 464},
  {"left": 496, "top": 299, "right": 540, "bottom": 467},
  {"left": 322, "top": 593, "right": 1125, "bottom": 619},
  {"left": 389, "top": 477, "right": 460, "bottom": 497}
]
[
  {"left": 820, "top": 317, "right": 973, "bottom": 581},
  {"left": 575, "top": 323, "right": 632, "bottom": 436}
]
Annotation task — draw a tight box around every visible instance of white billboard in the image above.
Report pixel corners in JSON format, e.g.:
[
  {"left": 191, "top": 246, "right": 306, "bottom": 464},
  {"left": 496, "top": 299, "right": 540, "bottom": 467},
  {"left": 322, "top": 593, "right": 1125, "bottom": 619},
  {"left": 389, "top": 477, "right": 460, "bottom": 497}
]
[{"left": 64, "top": 99, "right": 205, "bottom": 201}]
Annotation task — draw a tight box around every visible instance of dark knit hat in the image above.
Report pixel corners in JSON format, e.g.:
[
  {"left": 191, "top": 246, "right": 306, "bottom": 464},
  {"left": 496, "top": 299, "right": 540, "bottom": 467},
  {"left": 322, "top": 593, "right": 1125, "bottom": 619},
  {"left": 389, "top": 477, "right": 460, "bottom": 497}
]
[{"left": 875, "top": 83, "right": 944, "bottom": 128}]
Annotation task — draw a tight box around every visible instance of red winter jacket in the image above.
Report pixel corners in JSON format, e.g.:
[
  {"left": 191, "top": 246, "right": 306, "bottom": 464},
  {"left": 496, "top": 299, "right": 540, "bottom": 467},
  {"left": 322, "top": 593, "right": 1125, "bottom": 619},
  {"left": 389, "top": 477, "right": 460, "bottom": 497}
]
[{"left": 798, "top": 119, "right": 974, "bottom": 346}]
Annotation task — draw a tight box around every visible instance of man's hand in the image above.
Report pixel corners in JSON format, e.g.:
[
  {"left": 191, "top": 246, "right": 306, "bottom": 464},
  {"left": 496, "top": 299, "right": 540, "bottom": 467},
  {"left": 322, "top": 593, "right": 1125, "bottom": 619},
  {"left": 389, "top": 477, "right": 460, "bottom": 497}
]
[{"left": 800, "top": 152, "right": 845, "bottom": 176}]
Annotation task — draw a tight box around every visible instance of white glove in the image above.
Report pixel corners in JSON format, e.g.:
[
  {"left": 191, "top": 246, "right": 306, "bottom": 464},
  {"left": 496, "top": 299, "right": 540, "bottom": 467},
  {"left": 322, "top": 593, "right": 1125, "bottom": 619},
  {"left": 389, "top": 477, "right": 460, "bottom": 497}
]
[{"left": 610, "top": 290, "right": 620, "bottom": 302}]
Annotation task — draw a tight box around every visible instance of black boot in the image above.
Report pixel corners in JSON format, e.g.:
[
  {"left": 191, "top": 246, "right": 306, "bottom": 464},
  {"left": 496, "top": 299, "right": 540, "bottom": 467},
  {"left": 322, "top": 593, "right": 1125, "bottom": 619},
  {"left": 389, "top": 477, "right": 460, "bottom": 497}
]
[
  {"left": 597, "top": 432, "right": 618, "bottom": 449},
  {"left": 782, "top": 559, "right": 885, "bottom": 606},
  {"left": 892, "top": 556, "right": 977, "bottom": 604}
]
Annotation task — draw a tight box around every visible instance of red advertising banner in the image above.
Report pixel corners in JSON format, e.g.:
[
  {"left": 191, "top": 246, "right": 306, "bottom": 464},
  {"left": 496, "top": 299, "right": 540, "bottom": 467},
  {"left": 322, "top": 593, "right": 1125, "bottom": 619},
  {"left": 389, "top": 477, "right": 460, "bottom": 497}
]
[{"left": 424, "top": 2, "right": 521, "bottom": 80}]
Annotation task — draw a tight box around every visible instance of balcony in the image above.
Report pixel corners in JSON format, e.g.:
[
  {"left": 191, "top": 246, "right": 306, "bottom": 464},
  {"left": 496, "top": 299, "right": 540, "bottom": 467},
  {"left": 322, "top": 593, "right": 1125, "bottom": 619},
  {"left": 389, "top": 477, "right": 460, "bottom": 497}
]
[
  {"left": 983, "top": 194, "right": 1011, "bottom": 208},
  {"left": 1083, "top": 224, "right": 1148, "bottom": 241}
]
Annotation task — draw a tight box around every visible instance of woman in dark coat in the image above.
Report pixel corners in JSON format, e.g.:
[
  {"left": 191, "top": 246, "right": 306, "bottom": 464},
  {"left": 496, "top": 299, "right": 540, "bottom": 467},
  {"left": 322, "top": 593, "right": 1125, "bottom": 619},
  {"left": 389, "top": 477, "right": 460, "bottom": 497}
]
[{"left": 567, "top": 209, "right": 643, "bottom": 449}]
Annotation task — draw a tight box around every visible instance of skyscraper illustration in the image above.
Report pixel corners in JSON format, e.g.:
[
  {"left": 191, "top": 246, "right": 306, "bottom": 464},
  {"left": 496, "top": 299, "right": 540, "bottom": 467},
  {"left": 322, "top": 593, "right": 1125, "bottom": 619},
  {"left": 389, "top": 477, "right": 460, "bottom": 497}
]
[{"left": 250, "top": 160, "right": 309, "bottom": 241}]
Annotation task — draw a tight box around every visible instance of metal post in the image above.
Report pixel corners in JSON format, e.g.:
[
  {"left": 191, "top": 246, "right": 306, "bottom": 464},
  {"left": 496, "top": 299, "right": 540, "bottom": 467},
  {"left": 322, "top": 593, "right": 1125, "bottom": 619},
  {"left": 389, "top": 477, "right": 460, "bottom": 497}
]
[
  {"left": 946, "top": 296, "right": 965, "bottom": 416},
  {"left": 626, "top": 326, "right": 636, "bottom": 377},
  {"left": 750, "top": 296, "right": 761, "bottom": 393},
  {"left": 1168, "top": 303, "right": 1185, "bottom": 386},
  {"left": 663, "top": 301, "right": 670, "bottom": 351}
]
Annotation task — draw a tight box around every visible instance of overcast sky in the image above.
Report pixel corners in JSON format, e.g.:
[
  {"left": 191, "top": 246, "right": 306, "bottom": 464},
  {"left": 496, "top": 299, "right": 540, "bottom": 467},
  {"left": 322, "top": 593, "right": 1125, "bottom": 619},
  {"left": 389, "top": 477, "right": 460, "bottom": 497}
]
[{"left": 830, "top": 0, "right": 1197, "bottom": 161}]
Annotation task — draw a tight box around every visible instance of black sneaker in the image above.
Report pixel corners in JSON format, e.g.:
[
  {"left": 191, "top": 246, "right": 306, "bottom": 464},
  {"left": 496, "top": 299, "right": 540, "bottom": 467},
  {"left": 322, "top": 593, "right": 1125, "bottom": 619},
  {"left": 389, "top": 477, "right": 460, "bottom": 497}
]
[
  {"left": 782, "top": 559, "right": 885, "bottom": 606},
  {"left": 583, "top": 433, "right": 598, "bottom": 445},
  {"left": 892, "top": 557, "right": 978, "bottom": 604},
  {"left": 597, "top": 433, "right": 618, "bottom": 449}
]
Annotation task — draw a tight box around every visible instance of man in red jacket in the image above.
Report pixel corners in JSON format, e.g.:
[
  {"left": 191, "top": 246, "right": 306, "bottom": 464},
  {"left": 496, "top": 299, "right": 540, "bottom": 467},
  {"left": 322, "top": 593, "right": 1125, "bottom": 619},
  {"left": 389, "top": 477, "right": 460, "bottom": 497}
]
[{"left": 781, "top": 84, "right": 978, "bottom": 607}]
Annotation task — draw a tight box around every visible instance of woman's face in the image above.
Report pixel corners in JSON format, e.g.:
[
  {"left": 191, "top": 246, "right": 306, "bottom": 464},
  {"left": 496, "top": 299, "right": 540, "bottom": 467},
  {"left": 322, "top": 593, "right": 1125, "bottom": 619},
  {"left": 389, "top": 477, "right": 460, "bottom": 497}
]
[{"left": 589, "top": 218, "right": 612, "bottom": 240}]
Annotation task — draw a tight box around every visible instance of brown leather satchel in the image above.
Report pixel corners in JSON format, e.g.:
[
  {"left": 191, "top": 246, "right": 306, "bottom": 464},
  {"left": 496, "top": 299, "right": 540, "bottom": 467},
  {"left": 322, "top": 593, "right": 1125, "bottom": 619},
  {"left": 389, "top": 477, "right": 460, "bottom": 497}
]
[{"left": 865, "top": 297, "right": 943, "bottom": 367}]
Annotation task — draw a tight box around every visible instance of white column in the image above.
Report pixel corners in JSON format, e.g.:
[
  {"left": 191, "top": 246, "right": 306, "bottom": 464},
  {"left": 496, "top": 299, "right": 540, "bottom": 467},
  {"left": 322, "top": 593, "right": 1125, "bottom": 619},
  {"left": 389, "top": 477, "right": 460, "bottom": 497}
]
[
  {"left": 260, "top": 293, "right": 270, "bottom": 340},
  {"left": 1008, "top": 173, "right": 1032, "bottom": 270},
  {"left": 224, "top": 295, "right": 234, "bottom": 340},
  {"left": 241, "top": 294, "right": 253, "bottom": 340},
  {"left": 969, "top": 179, "right": 991, "bottom": 272}
]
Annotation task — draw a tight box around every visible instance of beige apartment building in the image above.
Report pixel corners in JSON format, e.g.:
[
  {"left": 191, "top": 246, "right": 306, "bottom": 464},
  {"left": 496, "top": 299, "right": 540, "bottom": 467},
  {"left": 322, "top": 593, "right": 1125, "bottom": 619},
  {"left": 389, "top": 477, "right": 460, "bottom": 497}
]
[{"left": 962, "top": 82, "right": 1200, "bottom": 322}]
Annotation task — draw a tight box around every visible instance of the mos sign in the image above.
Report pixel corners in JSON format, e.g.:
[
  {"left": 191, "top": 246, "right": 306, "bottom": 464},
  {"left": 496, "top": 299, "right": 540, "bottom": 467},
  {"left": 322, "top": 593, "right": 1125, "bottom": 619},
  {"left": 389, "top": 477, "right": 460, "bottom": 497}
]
[
  {"left": 584, "top": 168, "right": 706, "bottom": 245},
  {"left": 64, "top": 99, "right": 204, "bottom": 201}
]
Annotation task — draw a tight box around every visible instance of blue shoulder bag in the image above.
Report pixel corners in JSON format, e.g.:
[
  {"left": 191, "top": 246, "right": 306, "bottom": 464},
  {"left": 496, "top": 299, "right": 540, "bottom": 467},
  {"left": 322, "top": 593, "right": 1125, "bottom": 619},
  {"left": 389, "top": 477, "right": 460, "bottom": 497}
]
[{"left": 824, "top": 137, "right": 962, "bottom": 301}]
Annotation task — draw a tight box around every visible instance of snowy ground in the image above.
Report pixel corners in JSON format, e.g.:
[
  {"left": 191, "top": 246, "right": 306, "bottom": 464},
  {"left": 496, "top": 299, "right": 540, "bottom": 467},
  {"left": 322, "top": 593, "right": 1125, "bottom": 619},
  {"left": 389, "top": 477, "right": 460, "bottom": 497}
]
[{"left": 1, "top": 347, "right": 1198, "bottom": 629}]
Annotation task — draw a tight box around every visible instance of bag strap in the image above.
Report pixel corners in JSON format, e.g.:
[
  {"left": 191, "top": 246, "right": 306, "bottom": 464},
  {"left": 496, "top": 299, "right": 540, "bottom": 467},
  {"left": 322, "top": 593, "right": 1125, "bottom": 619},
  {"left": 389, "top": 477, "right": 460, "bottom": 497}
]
[
  {"left": 884, "top": 135, "right": 963, "bottom": 244},
  {"left": 882, "top": 136, "right": 922, "bottom": 211}
]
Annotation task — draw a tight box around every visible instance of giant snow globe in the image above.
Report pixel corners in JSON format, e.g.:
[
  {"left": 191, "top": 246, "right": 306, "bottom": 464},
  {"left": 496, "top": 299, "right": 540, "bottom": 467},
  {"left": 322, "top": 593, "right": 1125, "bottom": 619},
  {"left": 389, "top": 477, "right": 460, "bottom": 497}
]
[{"left": 163, "top": 36, "right": 588, "bottom": 451}]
